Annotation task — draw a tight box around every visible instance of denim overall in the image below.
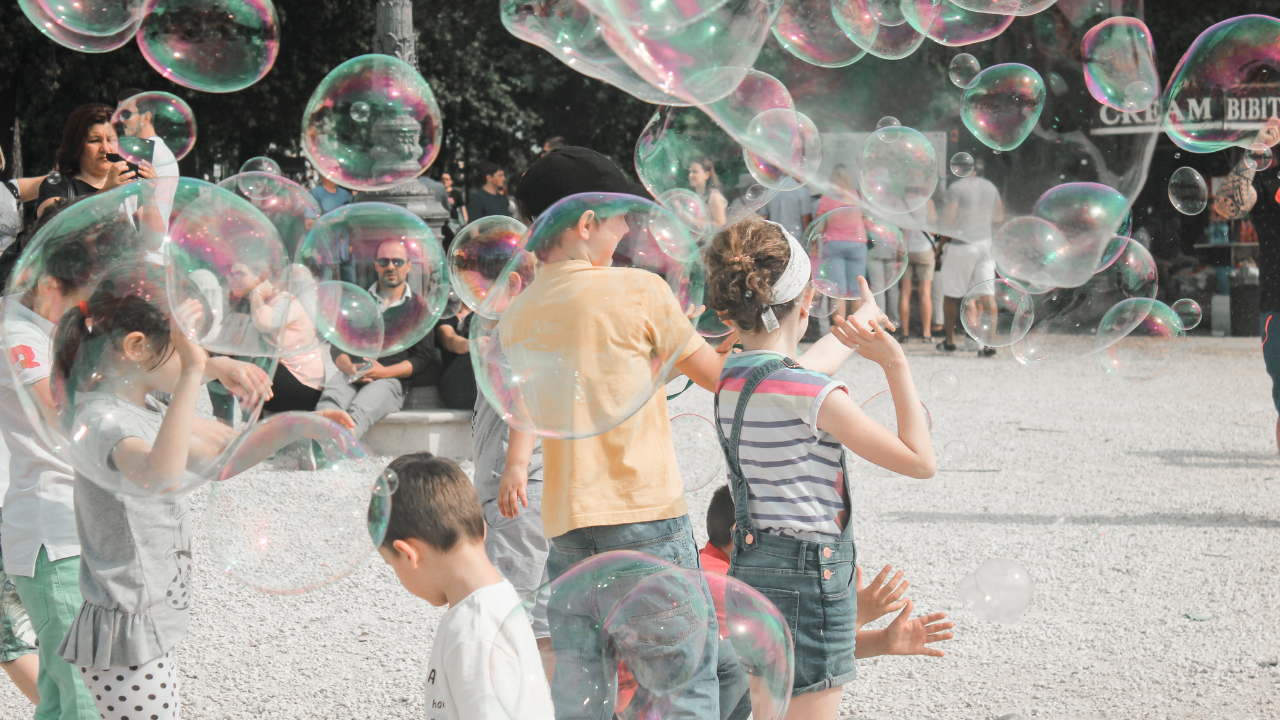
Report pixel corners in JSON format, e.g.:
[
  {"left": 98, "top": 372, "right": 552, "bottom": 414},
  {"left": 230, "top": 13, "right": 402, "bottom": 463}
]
[{"left": 715, "top": 357, "right": 859, "bottom": 694}]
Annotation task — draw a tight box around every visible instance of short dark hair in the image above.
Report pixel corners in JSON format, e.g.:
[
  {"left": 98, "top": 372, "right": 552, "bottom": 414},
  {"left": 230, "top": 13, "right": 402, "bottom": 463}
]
[
  {"left": 379, "top": 453, "right": 484, "bottom": 553},
  {"left": 543, "top": 136, "right": 567, "bottom": 151},
  {"left": 56, "top": 104, "right": 115, "bottom": 176},
  {"left": 478, "top": 162, "right": 502, "bottom": 182},
  {"left": 707, "top": 485, "right": 735, "bottom": 548}
]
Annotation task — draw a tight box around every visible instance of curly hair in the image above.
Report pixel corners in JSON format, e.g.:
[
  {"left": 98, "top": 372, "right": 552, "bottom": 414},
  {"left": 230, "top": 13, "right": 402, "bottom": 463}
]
[{"left": 704, "top": 215, "right": 807, "bottom": 333}]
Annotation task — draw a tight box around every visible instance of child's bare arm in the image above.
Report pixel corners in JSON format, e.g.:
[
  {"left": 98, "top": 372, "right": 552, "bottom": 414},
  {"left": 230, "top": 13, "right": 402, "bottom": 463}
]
[
  {"left": 499, "top": 428, "right": 537, "bottom": 519},
  {"left": 855, "top": 599, "right": 954, "bottom": 659},
  {"left": 673, "top": 332, "right": 738, "bottom": 391},
  {"left": 797, "top": 332, "right": 855, "bottom": 376}
]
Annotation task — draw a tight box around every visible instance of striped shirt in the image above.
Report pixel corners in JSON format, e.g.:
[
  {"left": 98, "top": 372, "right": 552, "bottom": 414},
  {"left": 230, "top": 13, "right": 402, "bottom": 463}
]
[{"left": 715, "top": 351, "right": 850, "bottom": 541}]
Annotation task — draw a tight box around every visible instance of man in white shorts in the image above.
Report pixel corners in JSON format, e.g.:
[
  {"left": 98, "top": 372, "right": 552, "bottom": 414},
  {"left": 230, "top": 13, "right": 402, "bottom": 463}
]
[{"left": 938, "top": 162, "right": 1003, "bottom": 356}]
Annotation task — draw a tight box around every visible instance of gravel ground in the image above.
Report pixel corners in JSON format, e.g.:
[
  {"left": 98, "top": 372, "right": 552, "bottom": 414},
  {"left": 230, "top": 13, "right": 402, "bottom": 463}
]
[{"left": 0, "top": 336, "right": 1275, "bottom": 720}]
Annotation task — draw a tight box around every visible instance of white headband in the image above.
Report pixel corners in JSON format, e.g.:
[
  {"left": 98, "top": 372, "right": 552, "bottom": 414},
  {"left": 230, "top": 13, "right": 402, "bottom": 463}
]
[{"left": 760, "top": 221, "right": 811, "bottom": 332}]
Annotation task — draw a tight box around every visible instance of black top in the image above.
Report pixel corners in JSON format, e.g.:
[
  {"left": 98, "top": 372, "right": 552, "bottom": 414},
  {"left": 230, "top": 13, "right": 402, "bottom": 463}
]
[
  {"left": 36, "top": 175, "right": 100, "bottom": 208},
  {"left": 435, "top": 313, "right": 472, "bottom": 372},
  {"left": 466, "top": 188, "right": 511, "bottom": 221},
  {"left": 330, "top": 294, "right": 441, "bottom": 390},
  {"left": 447, "top": 188, "right": 465, "bottom": 222},
  {"left": 1255, "top": 171, "right": 1280, "bottom": 312}
]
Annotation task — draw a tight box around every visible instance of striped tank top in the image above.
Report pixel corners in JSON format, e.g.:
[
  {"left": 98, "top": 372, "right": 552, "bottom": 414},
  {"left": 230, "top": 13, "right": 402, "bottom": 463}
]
[{"left": 715, "top": 351, "right": 850, "bottom": 541}]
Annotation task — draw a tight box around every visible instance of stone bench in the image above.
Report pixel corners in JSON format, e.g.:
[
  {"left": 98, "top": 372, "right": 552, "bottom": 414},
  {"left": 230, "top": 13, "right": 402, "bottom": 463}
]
[{"left": 361, "top": 386, "right": 473, "bottom": 460}]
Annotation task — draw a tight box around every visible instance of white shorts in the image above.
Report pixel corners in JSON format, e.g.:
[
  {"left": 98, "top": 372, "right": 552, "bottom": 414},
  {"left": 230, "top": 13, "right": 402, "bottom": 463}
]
[{"left": 940, "top": 242, "right": 996, "bottom": 299}]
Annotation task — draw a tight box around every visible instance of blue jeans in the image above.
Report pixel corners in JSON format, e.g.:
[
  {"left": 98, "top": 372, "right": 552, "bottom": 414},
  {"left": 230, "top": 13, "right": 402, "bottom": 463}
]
[
  {"left": 818, "top": 241, "right": 867, "bottom": 298},
  {"left": 546, "top": 515, "right": 720, "bottom": 720}
]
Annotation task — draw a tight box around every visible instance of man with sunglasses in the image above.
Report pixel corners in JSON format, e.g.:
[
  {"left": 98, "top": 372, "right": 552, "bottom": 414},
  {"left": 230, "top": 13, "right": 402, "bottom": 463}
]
[
  {"left": 316, "top": 239, "right": 440, "bottom": 440},
  {"left": 115, "top": 89, "right": 179, "bottom": 178}
]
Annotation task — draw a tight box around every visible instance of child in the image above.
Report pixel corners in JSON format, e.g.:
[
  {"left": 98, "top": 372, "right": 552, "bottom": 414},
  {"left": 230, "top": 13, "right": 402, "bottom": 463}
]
[
  {"left": 375, "top": 452, "right": 553, "bottom": 719},
  {"left": 704, "top": 216, "right": 938, "bottom": 720}
]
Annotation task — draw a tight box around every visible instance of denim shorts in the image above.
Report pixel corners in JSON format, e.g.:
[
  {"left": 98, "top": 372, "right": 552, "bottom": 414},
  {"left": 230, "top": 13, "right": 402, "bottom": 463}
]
[{"left": 728, "top": 525, "right": 857, "bottom": 695}]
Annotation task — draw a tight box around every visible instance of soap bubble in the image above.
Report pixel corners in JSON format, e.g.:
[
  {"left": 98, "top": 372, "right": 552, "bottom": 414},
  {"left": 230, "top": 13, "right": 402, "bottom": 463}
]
[
  {"left": 961, "top": 64, "right": 1046, "bottom": 152},
  {"left": 296, "top": 202, "right": 450, "bottom": 354},
  {"left": 859, "top": 126, "right": 938, "bottom": 215},
  {"left": 930, "top": 369, "right": 959, "bottom": 401},
  {"left": 437, "top": 288, "right": 464, "bottom": 322},
  {"left": 1246, "top": 143, "right": 1274, "bottom": 172},
  {"left": 957, "top": 558, "right": 1034, "bottom": 624},
  {"left": 671, "top": 414, "right": 724, "bottom": 493},
  {"left": 38, "top": 0, "right": 143, "bottom": 38},
  {"left": 720, "top": 575, "right": 796, "bottom": 720},
  {"left": 949, "top": 0, "right": 1057, "bottom": 14},
  {"left": 112, "top": 91, "right": 196, "bottom": 165},
  {"left": 950, "top": 152, "right": 975, "bottom": 177},
  {"left": 849, "top": 390, "right": 931, "bottom": 477},
  {"left": 772, "top": 0, "right": 868, "bottom": 68},
  {"left": 742, "top": 110, "right": 823, "bottom": 191},
  {"left": 807, "top": 208, "right": 907, "bottom": 299},
  {"left": 832, "top": 3, "right": 927, "bottom": 60},
  {"left": 240, "top": 156, "right": 281, "bottom": 175},
  {"left": 1162, "top": 15, "right": 1280, "bottom": 153},
  {"left": 960, "top": 278, "right": 1033, "bottom": 348},
  {"left": 473, "top": 193, "right": 699, "bottom": 439},
  {"left": 938, "top": 440, "right": 968, "bottom": 468},
  {"left": 302, "top": 54, "right": 443, "bottom": 192},
  {"left": 866, "top": 0, "right": 907, "bottom": 26},
  {"left": 1168, "top": 167, "right": 1208, "bottom": 215},
  {"left": 208, "top": 412, "right": 396, "bottom": 594},
  {"left": 991, "top": 217, "right": 1072, "bottom": 289},
  {"left": 447, "top": 216, "right": 534, "bottom": 319},
  {"left": 949, "top": 53, "right": 981, "bottom": 88},
  {"left": 137, "top": 0, "right": 280, "bottom": 93},
  {"left": 297, "top": 280, "right": 386, "bottom": 381},
  {"left": 809, "top": 291, "right": 838, "bottom": 319},
  {"left": 1031, "top": 182, "right": 1130, "bottom": 287},
  {"left": 1094, "top": 235, "right": 1130, "bottom": 273},
  {"left": 1081, "top": 17, "right": 1158, "bottom": 113},
  {"left": 877, "top": 116, "right": 901, "bottom": 131},
  {"left": 1171, "top": 298, "right": 1202, "bottom": 330},
  {"left": 864, "top": 216, "right": 910, "bottom": 296},
  {"left": 658, "top": 188, "right": 712, "bottom": 242},
  {"left": 350, "top": 101, "right": 371, "bottom": 123},
  {"left": 17, "top": 0, "right": 141, "bottom": 53},
  {"left": 902, "top": 0, "right": 1015, "bottom": 47},
  {"left": 1099, "top": 299, "right": 1185, "bottom": 381},
  {"left": 217, "top": 173, "right": 323, "bottom": 259}
]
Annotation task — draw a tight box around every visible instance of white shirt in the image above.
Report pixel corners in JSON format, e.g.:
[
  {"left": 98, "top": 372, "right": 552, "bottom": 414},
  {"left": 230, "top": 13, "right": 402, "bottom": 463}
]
[
  {"left": 148, "top": 135, "right": 179, "bottom": 226},
  {"left": 0, "top": 302, "right": 79, "bottom": 577},
  {"left": 367, "top": 281, "right": 413, "bottom": 311},
  {"left": 424, "top": 580, "right": 553, "bottom": 720},
  {"left": 944, "top": 176, "right": 1000, "bottom": 244}
]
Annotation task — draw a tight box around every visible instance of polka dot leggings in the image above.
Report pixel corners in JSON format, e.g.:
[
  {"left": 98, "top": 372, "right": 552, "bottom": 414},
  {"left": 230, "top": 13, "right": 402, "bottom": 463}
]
[{"left": 80, "top": 652, "right": 181, "bottom": 720}]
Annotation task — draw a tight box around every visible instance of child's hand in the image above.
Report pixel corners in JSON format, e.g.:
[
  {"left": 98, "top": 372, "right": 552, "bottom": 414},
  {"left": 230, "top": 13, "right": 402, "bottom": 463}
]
[
  {"left": 316, "top": 408, "right": 355, "bottom": 430},
  {"left": 850, "top": 275, "right": 896, "bottom": 333},
  {"left": 683, "top": 303, "right": 706, "bottom": 321},
  {"left": 882, "top": 598, "right": 954, "bottom": 658},
  {"left": 498, "top": 464, "right": 529, "bottom": 519},
  {"left": 209, "top": 357, "right": 273, "bottom": 405},
  {"left": 856, "top": 564, "right": 909, "bottom": 629},
  {"left": 171, "top": 299, "right": 208, "bottom": 372},
  {"left": 832, "top": 314, "right": 903, "bottom": 368}
]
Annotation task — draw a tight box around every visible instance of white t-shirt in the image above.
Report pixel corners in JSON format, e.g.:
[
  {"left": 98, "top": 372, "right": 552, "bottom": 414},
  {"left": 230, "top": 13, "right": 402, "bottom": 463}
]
[
  {"left": 0, "top": 302, "right": 79, "bottom": 577},
  {"left": 148, "top": 135, "right": 179, "bottom": 226},
  {"left": 944, "top": 176, "right": 1000, "bottom": 244},
  {"left": 424, "top": 580, "right": 553, "bottom": 720}
]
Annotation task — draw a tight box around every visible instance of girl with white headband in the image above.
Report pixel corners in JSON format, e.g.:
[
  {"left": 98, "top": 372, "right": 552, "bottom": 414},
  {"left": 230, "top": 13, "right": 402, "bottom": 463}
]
[{"left": 704, "top": 215, "right": 937, "bottom": 720}]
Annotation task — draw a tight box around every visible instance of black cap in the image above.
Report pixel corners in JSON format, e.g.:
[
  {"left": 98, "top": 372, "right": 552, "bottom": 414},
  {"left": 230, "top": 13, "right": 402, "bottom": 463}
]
[{"left": 515, "top": 146, "right": 650, "bottom": 219}]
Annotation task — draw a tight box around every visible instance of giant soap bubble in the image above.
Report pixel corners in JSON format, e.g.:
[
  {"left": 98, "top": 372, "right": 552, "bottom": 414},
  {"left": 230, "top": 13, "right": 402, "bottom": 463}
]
[
  {"left": 302, "top": 54, "right": 443, "bottom": 192},
  {"left": 447, "top": 216, "right": 534, "bottom": 318},
  {"left": 949, "top": 0, "right": 1058, "bottom": 14},
  {"left": 1082, "top": 16, "right": 1159, "bottom": 113},
  {"left": 296, "top": 202, "right": 449, "bottom": 354},
  {"left": 1028, "top": 182, "right": 1130, "bottom": 288},
  {"left": 472, "top": 193, "right": 699, "bottom": 439},
  {"left": 112, "top": 91, "right": 197, "bottom": 166},
  {"left": 137, "top": 0, "right": 280, "bottom": 93},
  {"left": 18, "top": 0, "right": 141, "bottom": 52},
  {"left": 957, "top": 558, "right": 1034, "bottom": 624},
  {"left": 208, "top": 412, "right": 396, "bottom": 594}
]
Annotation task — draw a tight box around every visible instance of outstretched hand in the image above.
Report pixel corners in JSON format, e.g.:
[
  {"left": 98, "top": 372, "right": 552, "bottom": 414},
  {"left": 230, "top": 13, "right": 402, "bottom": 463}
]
[
  {"left": 882, "top": 598, "right": 955, "bottom": 658},
  {"left": 856, "top": 564, "right": 909, "bottom": 630}
]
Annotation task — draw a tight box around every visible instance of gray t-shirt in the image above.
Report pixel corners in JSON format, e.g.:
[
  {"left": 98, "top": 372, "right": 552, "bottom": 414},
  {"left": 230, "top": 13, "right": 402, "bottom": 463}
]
[
  {"left": 472, "top": 395, "right": 542, "bottom": 505},
  {"left": 57, "top": 392, "right": 192, "bottom": 670},
  {"left": 763, "top": 179, "right": 813, "bottom": 239},
  {"left": 944, "top": 176, "right": 1000, "bottom": 244}
]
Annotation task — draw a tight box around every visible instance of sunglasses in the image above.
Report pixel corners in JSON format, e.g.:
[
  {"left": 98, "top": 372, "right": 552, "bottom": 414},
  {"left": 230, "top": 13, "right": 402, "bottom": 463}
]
[
  {"left": 117, "top": 109, "right": 134, "bottom": 120},
  {"left": 375, "top": 257, "right": 407, "bottom": 268}
]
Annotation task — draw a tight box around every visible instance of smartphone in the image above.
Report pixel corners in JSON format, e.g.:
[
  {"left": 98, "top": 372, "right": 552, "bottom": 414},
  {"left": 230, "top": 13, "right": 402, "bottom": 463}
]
[
  {"left": 117, "top": 136, "right": 156, "bottom": 165},
  {"left": 105, "top": 152, "right": 142, "bottom": 177}
]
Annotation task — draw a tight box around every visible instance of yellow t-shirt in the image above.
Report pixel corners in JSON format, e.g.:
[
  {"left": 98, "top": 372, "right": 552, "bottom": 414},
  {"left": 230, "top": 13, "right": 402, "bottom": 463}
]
[{"left": 497, "top": 260, "right": 700, "bottom": 538}]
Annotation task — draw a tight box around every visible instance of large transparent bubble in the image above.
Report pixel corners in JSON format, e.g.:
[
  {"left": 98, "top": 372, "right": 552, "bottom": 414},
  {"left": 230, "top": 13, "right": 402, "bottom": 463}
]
[
  {"left": 1167, "top": 166, "right": 1208, "bottom": 215},
  {"left": 296, "top": 202, "right": 449, "bottom": 355},
  {"left": 671, "top": 413, "right": 724, "bottom": 493},
  {"left": 112, "top": 91, "right": 196, "bottom": 167},
  {"left": 1099, "top": 299, "right": 1186, "bottom": 381},
  {"left": 859, "top": 125, "right": 938, "bottom": 215},
  {"left": 901, "top": 0, "right": 1015, "bottom": 47},
  {"left": 1162, "top": 15, "right": 1280, "bottom": 153},
  {"left": 302, "top": 54, "right": 443, "bottom": 192},
  {"left": 960, "top": 278, "right": 1033, "bottom": 348},
  {"left": 473, "top": 193, "right": 698, "bottom": 439},
  {"left": 208, "top": 412, "right": 396, "bottom": 594},
  {"left": 38, "top": 0, "right": 143, "bottom": 37},
  {"left": 217, "top": 172, "right": 323, "bottom": 259},
  {"left": 137, "top": 0, "right": 280, "bottom": 93},
  {"left": 18, "top": 0, "right": 141, "bottom": 53},
  {"left": 961, "top": 63, "right": 1046, "bottom": 152},
  {"left": 772, "top": 0, "right": 868, "bottom": 68},
  {"left": 447, "top": 216, "right": 534, "bottom": 318},
  {"left": 1027, "top": 182, "right": 1130, "bottom": 287},
  {"left": 282, "top": 275, "right": 385, "bottom": 383},
  {"left": 1081, "top": 17, "right": 1158, "bottom": 113},
  {"left": 957, "top": 558, "right": 1034, "bottom": 624},
  {"left": 949, "top": 0, "right": 1058, "bottom": 15}
]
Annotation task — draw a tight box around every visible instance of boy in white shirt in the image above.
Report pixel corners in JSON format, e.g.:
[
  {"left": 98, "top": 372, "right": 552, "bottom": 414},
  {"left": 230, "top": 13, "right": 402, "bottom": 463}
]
[{"left": 375, "top": 453, "right": 553, "bottom": 720}]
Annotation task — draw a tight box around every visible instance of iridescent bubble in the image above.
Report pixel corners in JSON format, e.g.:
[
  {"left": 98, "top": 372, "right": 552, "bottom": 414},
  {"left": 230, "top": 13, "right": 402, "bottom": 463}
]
[
  {"left": 1095, "top": 235, "right": 1130, "bottom": 273},
  {"left": 848, "top": 390, "right": 932, "bottom": 477},
  {"left": 137, "top": 0, "right": 280, "bottom": 93},
  {"left": 208, "top": 412, "right": 396, "bottom": 594},
  {"left": 1081, "top": 17, "right": 1158, "bottom": 113},
  {"left": 877, "top": 116, "right": 901, "bottom": 131},
  {"left": 948, "top": 0, "right": 1058, "bottom": 14},
  {"left": 436, "top": 287, "right": 464, "bottom": 322},
  {"left": 240, "top": 156, "right": 281, "bottom": 175},
  {"left": 1031, "top": 182, "right": 1129, "bottom": 287},
  {"left": 670, "top": 413, "right": 723, "bottom": 493},
  {"left": 809, "top": 291, "right": 837, "bottom": 319},
  {"left": 949, "top": 53, "right": 982, "bottom": 88},
  {"left": 1099, "top": 299, "right": 1185, "bottom": 381},
  {"left": 859, "top": 126, "right": 938, "bottom": 214},
  {"left": 1046, "top": 70, "right": 1069, "bottom": 96},
  {"left": 350, "top": 100, "right": 371, "bottom": 123},
  {"left": 38, "top": 0, "right": 143, "bottom": 36},
  {"left": 991, "top": 217, "right": 1079, "bottom": 289},
  {"left": 864, "top": 215, "right": 910, "bottom": 296},
  {"left": 772, "top": 0, "right": 869, "bottom": 68},
  {"left": 1246, "top": 143, "right": 1274, "bottom": 172},
  {"left": 658, "top": 188, "right": 712, "bottom": 242},
  {"left": 1168, "top": 167, "right": 1208, "bottom": 215},
  {"left": 742, "top": 110, "right": 823, "bottom": 191},
  {"left": 45, "top": 170, "right": 63, "bottom": 186},
  {"left": 233, "top": 169, "right": 281, "bottom": 202},
  {"left": 939, "top": 439, "right": 968, "bottom": 468},
  {"left": 867, "top": 0, "right": 907, "bottom": 26},
  {"left": 960, "top": 278, "right": 1033, "bottom": 348},
  {"left": 835, "top": 6, "right": 928, "bottom": 60},
  {"left": 1171, "top": 298, "right": 1202, "bottom": 330},
  {"left": 957, "top": 558, "right": 1034, "bottom": 624},
  {"left": 112, "top": 91, "right": 196, "bottom": 166},
  {"left": 217, "top": 172, "right": 322, "bottom": 259},
  {"left": 961, "top": 63, "right": 1046, "bottom": 152},
  {"left": 950, "top": 151, "right": 975, "bottom": 177},
  {"left": 17, "top": 0, "right": 141, "bottom": 52},
  {"left": 473, "top": 193, "right": 699, "bottom": 439},
  {"left": 902, "top": 0, "right": 1015, "bottom": 47},
  {"left": 302, "top": 54, "right": 443, "bottom": 192},
  {"left": 1162, "top": 15, "right": 1280, "bottom": 153},
  {"left": 297, "top": 280, "right": 386, "bottom": 381},
  {"left": 447, "top": 216, "right": 533, "bottom": 319},
  {"left": 930, "top": 369, "right": 959, "bottom": 400}
]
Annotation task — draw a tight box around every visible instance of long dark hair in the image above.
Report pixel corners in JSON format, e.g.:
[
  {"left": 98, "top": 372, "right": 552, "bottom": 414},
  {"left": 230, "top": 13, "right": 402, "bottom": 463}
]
[{"left": 55, "top": 104, "right": 114, "bottom": 177}]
